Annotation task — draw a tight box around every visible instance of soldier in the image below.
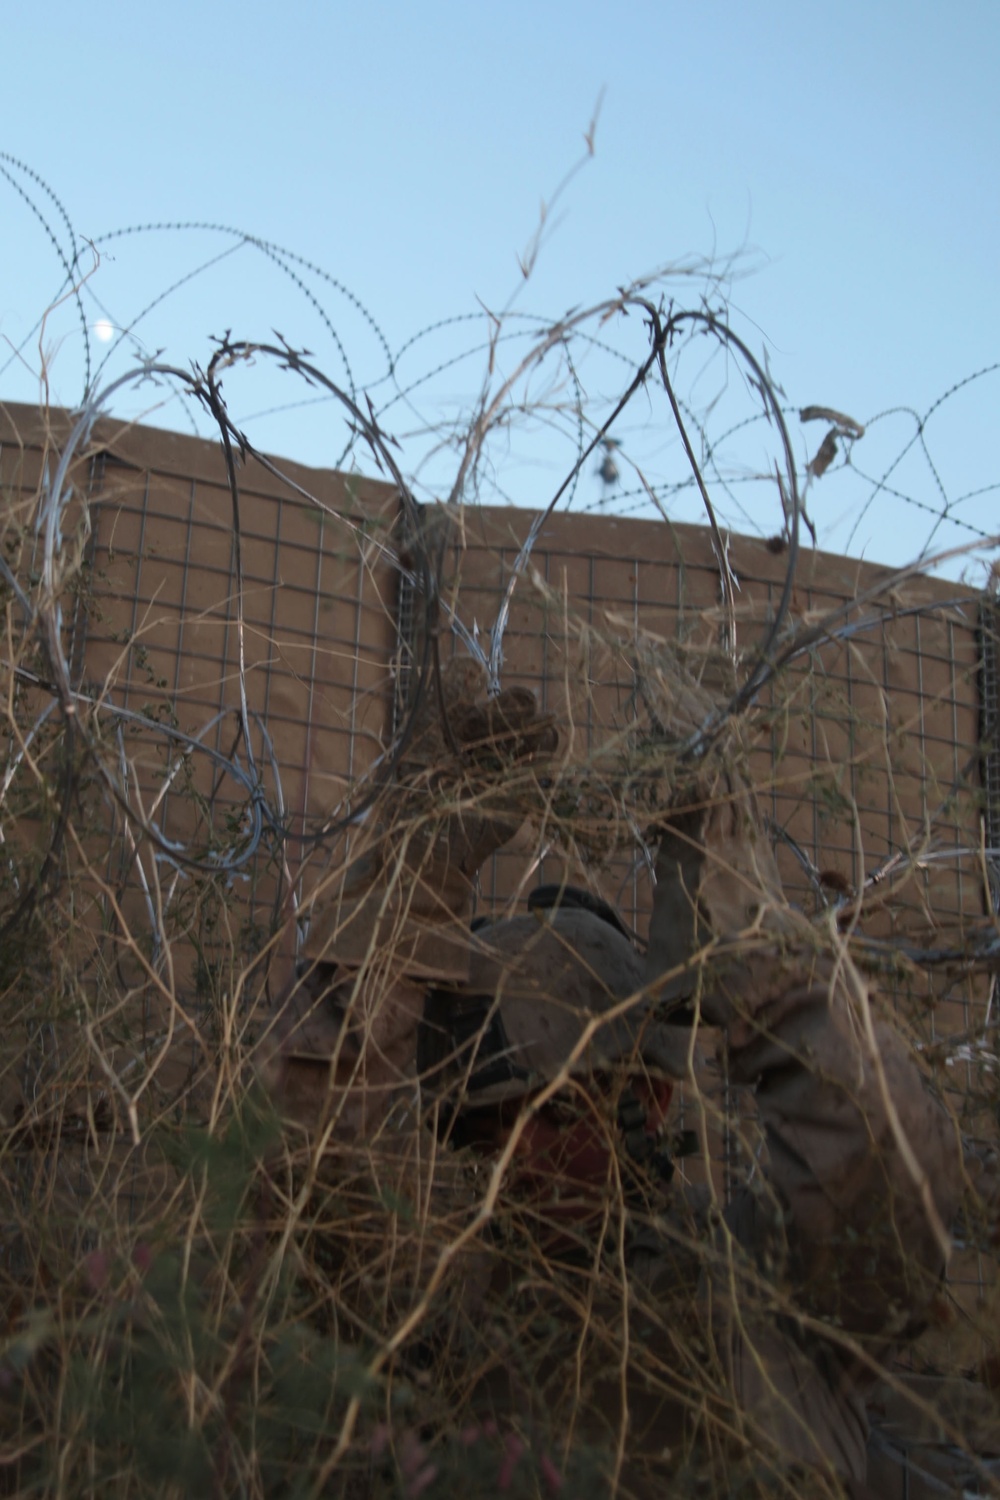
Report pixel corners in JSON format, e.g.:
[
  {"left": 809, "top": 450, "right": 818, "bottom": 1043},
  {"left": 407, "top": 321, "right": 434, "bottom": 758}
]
[{"left": 260, "top": 660, "right": 961, "bottom": 1496}]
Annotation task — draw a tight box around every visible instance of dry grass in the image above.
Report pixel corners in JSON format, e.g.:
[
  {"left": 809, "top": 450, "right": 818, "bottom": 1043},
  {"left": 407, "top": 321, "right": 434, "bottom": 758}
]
[{"left": 0, "top": 292, "right": 998, "bottom": 1500}]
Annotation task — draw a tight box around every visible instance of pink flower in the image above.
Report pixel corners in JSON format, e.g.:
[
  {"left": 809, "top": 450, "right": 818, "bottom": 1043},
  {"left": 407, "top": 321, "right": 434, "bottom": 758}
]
[
  {"left": 84, "top": 1249, "right": 110, "bottom": 1292},
  {"left": 459, "top": 1419, "right": 498, "bottom": 1446},
  {"left": 369, "top": 1424, "right": 391, "bottom": 1461},
  {"left": 497, "top": 1433, "right": 525, "bottom": 1491},
  {"left": 406, "top": 1462, "right": 439, "bottom": 1498},
  {"left": 399, "top": 1430, "right": 428, "bottom": 1477},
  {"left": 539, "top": 1453, "right": 563, "bottom": 1494}
]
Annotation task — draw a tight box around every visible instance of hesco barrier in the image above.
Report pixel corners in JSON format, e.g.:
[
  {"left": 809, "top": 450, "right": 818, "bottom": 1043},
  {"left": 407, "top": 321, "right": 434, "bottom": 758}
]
[
  {"left": 2, "top": 399, "right": 998, "bottom": 1491},
  {"left": 1, "top": 397, "right": 994, "bottom": 1077}
]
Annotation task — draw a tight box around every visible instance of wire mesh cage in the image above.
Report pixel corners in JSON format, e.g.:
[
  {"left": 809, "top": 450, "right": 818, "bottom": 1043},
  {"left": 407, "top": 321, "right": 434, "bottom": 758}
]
[{"left": 1, "top": 395, "right": 999, "bottom": 1498}]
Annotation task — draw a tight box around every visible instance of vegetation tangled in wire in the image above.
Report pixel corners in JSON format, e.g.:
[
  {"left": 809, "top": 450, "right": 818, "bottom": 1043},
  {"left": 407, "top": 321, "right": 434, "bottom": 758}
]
[{"left": 0, "top": 154, "right": 999, "bottom": 1498}]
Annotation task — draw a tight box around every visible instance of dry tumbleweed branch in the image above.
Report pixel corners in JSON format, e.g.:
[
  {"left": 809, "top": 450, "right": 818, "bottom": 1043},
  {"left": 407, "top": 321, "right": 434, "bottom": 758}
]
[{"left": 0, "top": 221, "right": 998, "bottom": 1496}]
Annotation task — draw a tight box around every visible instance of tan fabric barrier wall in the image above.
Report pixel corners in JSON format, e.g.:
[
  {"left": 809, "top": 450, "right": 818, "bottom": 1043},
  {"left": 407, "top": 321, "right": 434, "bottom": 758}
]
[
  {"left": 435, "top": 506, "right": 993, "bottom": 1252},
  {"left": 0, "top": 402, "right": 991, "bottom": 1127},
  {"left": 442, "top": 504, "right": 985, "bottom": 931},
  {"left": 1, "top": 401, "right": 996, "bottom": 1438}
]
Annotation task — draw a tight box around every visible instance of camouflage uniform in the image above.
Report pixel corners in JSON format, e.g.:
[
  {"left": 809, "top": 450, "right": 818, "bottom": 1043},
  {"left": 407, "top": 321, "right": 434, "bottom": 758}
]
[{"left": 261, "top": 665, "right": 961, "bottom": 1494}]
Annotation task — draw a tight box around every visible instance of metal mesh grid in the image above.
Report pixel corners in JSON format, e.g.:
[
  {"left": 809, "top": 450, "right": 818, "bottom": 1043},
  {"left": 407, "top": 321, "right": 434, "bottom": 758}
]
[
  {"left": 437, "top": 507, "right": 993, "bottom": 1250},
  {"left": 2, "top": 408, "right": 990, "bottom": 1086},
  {"left": 79, "top": 455, "right": 397, "bottom": 841},
  {"left": 1, "top": 408, "right": 996, "bottom": 1486},
  {"left": 1, "top": 406, "right": 401, "bottom": 1129},
  {"left": 440, "top": 506, "right": 985, "bottom": 933},
  {"left": 1, "top": 405, "right": 1000, "bottom": 1494}
]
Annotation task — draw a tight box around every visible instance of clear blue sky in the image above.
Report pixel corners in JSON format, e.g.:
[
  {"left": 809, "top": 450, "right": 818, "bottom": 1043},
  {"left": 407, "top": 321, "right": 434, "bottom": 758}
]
[{"left": 2, "top": 0, "right": 997, "bottom": 578}]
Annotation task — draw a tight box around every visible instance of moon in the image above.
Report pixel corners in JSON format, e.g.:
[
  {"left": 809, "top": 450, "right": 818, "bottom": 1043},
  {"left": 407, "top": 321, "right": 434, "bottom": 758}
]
[{"left": 93, "top": 319, "right": 114, "bottom": 343}]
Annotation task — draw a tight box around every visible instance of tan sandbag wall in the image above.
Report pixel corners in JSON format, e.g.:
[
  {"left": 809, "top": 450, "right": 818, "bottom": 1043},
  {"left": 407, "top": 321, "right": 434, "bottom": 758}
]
[
  {"left": 0, "top": 400, "right": 992, "bottom": 1191},
  {"left": 1, "top": 400, "right": 991, "bottom": 1081},
  {"left": 2, "top": 401, "right": 997, "bottom": 1487},
  {"left": 0, "top": 405, "right": 400, "bottom": 1129},
  {"left": 432, "top": 502, "right": 994, "bottom": 1251}
]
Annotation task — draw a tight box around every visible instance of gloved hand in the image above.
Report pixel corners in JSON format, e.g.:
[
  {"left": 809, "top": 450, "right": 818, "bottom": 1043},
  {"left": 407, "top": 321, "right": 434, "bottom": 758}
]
[{"left": 302, "top": 666, "right": 559, "bottom": 983}]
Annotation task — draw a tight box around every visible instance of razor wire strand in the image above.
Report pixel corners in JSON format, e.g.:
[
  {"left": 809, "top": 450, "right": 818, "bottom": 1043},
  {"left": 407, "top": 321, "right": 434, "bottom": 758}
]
[
  {"left": 4, "top": 161, "right": 995, "bottom": 575},
  {"left": 3, "top": 156, "right": 998, "bottom": 890},
  {"left": 0, "top": 153, "right": 91, "bottom": 396},
  {"left": 0, "top": 312, "right": 944, "bottom": 872}
]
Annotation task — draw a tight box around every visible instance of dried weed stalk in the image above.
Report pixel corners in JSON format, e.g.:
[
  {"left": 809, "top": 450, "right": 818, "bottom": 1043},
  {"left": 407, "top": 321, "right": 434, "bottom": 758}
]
[{"left": 0, "top": 270, "right": 997, "bottom": 1500}]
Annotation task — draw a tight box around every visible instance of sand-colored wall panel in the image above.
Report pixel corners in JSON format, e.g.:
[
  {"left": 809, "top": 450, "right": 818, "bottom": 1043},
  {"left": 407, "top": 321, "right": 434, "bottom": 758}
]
[{"left": 0, "top": 404, "right": 992, "bottom": 1112}]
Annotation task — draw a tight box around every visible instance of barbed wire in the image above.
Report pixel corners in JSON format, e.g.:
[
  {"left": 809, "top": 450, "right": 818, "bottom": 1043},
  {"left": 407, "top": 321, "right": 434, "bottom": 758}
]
[
  {"left": 3, "top": 160, "right": 1000, "bottom": 1500},
  {"left": 4, "top": 158, "right": 996, "bottom": 580},
  {"left": 2, "top": 158, "right": 999, "bottom": 920}
]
